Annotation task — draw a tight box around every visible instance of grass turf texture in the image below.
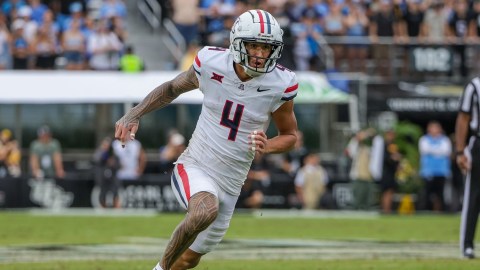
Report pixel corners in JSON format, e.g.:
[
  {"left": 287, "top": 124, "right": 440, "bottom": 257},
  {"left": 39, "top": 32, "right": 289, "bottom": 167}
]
[
  {"left": 1, "top": 212, "right": 479, "bottom": 269},
  {"left": 1, "top": 259, "right": 480, "bottom": 270},
  {"left": 0, "top": 212, "right": 471, "bottom": 245}
]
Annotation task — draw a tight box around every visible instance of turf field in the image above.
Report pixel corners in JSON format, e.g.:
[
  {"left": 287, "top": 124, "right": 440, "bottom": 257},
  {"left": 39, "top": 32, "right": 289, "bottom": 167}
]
[{"left": 0, "top": 209, "right": 479, "bottom": 269}]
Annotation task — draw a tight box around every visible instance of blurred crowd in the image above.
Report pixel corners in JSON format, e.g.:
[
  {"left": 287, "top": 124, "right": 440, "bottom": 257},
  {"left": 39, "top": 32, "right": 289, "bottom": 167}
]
[
  {"left": 0, "top": 123, "right": 466, "bottom": 213},
  {"left": 0, "top": 0, "right": 143, "bottom": 71},
  {"left": 2, "top": 0, "right": 479, "bottom": 76},
  {"left": 165, "top": 0, "right": 480, "bottom": 77},
  {"left": 345, "top": 121, "right": 462, "bottom": 214}
]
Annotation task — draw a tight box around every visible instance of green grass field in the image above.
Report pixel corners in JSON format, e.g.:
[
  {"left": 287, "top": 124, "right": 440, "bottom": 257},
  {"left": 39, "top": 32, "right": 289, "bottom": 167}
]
[{"left": 0, "top": 210, "right": 479, "bottom": 269}]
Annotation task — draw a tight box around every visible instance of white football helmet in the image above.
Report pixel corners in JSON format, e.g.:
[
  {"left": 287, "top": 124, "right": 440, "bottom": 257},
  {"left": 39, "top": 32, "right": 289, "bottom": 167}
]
[{"left": 230, "top": 10, "right": 284, "bottom": 77}]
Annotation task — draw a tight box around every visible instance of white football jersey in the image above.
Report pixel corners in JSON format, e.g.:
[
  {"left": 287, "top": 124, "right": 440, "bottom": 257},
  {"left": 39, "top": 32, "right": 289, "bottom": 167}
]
[{"left": 176, "top": 46, "right": 298, "bottom": 195}]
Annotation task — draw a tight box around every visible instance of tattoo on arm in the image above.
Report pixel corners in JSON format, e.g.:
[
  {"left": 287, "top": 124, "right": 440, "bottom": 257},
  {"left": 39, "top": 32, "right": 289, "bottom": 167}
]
[
  {"left": 161, "top": 192, "right": 218, "bottom": 269},
  {"left": 118, "top": 66, "right": 199, "bottom": 125}
]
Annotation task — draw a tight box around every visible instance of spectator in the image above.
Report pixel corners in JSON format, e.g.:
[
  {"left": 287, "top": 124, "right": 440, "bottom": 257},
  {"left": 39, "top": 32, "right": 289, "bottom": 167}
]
[
  {"left": 99, "top": 0, "right": 127, "bottom": 20},
  {"left": 171, "top": 0, "right": 200, "bottom": 48},
  {"left": 401, "top": 0, "right": 425, "bottom": 40},
  {"left": 112, "top": 138, "right": 146, "bottom": 181},
  {"left": 199, "top": 0, "right": 235, "bottom": 45},
  {"left": 323, "top": 1, "right": 345, "bottom": 70},
  {"left": 419, "top": 121, "right": 451, "bottom": 212},
  {"left": 270, "top": 153, "right": 298, "bottom": 208},
  {"left": 81, "top": 16, "right": 95, "bottom": 40},
  {"left": 109, "top": 16, "right": 127, "bottom": 42},
  {"left": 159, "top": 131, "right": 186, "bottom": 174},
  {"left": 237, "top": 153, "right": 269, "bottom": 209},
  {"left": 11, "top": 20, "right": 30, "bottom": 69},
  {"left": 343, "top": 1, "right": 369, "bottom": 72},
  {"left": 370, "top": 129, "right": 401, "bottom": 214},
  {"left": 291, "top": 6, "right": 323, "bottom": 71},
  {"left": 87, "top": 19, "right": 123, "bottom": 70},
  {"left": 120, "top": 45, "right": 144, "bottom": 72},
  {"left": 446, "top": 0, "right": 472, "bottom": 78},
  {"left": 369, "top": 0, "right": 402, "bottom": 78},
  {"left": 29, "top": 125, "right": 65, "bottom": 180},
  {"left": 93, "top": 137, "right": 121, "bottom": 208},
  {"left": 399, "top": 0, "right": 425, "bottom": 77},
  {"left": 16, "top": 5, "right": 38, "bottom": 43},
  {"left": 471, "top": 0, "right": 480, "bottom": 38},
  {"left": 62, "top": 2, "right": 84, "bottom": 32},
  {"left": 421, "top": 0, "right": 448, "bottom": 44},
  {"left": 287, "top": 130, "right": 308, "bottom": 175},
  {"left": 471, "top": 0, "right": 480, "bottom": 75},
  {"left": 294, "top": 152, "right": 329, "bottom": 210},
  {"left": 28, "top": 0, "right": 48, "bottom": 24},
  {"left": 40, "top": 9, "right": 60, "bottom": 43},
  {"left": 30, "top": 26, "right": 57, "bottom": 69},
  {"left": 0, "top": 129, "right": 21, "bottom": 178},
  {"left": 208, "top": 14, "right": 234, "bottom": 47},
  {"left": 61, "top": 18, "right": 86, "bottom": 70},
  {"left": 346, "top": 128, "right": 377, "bottom": 210},
  {"left": 1, "top": 0, "right": 26, "bottom": 19},
  {"left": 0, "top": 12, "right": 11, "bottom": 69}
]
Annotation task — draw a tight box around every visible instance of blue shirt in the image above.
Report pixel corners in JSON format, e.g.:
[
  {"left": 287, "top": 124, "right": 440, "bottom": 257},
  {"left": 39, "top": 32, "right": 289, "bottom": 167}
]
[{"left": 419, "top": 135, "right": 451, "bottom": 178}]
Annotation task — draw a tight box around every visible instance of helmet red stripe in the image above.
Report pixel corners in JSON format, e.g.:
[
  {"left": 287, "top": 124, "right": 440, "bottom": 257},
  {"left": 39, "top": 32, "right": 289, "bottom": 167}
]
[{"left": 256, "top": 10, "right": 265, "bottom": 33}]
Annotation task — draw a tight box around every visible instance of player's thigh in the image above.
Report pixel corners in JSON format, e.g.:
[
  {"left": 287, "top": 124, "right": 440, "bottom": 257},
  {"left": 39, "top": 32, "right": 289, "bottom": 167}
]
[
  {"left": 171, "top": 163, "right": 219, "bottom": 210},
  {"left": 189, "top": 191, "right": 239, "bottom": 254}
]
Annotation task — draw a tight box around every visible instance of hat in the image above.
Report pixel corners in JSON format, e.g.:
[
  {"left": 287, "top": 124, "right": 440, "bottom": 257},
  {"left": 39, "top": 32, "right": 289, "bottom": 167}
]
[
  {"left": 301, "top": 8, "right": 321, "bottom": 19},
  {"left": 171, "top": 133, "right": 185, "bottom": 146},
  {"left": 70, "top": 2, "right": 82, "bottom": 13},
  {"left": 11, "top": 19, "right": 25, "bottom": 31},
  {"left": 37, "top": 125, "right": 51, "bottom": 136},
  {"left": 1, "top": 129, "right": 12, "bottom": 140},
  {"left": 18, "top": 6, "right": 32, "bottom": 17}
]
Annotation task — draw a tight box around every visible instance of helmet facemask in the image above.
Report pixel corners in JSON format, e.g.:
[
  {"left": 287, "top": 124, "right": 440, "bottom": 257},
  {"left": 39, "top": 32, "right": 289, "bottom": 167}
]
[{"left": 233, "top": 38, "right": 283, "bottom": 77}]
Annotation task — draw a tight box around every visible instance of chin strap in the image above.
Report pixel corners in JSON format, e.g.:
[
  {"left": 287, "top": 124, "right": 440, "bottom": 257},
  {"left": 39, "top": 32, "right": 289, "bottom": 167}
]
[{"left": 244, "top": 65, "right": 262, "bottom": 78}]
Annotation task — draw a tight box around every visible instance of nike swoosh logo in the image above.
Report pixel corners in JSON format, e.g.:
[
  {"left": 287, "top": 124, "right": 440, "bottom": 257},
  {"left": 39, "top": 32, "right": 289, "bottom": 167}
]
[{"left": 257, "top": 87, "right": 271, "bottom": 92}]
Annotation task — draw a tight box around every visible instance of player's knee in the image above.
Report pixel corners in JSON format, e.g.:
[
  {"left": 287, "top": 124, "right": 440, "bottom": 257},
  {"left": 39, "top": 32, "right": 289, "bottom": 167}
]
[{"left": 187, "top": 192, "right": 219, "bottom": 231}]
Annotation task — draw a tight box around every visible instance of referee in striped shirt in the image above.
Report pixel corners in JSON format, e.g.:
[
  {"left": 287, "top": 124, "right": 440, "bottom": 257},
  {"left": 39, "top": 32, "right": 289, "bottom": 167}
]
[{"left": 456, "top": 77, "right": 480, "bottom": 259}]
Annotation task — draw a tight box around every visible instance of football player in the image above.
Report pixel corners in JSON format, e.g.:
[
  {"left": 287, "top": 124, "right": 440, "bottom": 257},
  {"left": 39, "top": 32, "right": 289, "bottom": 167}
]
[{"left": 115, "top": 10, "right": 299, "bottom": 270}]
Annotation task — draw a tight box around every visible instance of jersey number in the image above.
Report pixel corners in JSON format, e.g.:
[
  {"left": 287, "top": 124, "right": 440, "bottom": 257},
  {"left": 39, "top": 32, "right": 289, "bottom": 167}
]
[{"left": 220, "top": 100, "right": 244, "bottom": 141}]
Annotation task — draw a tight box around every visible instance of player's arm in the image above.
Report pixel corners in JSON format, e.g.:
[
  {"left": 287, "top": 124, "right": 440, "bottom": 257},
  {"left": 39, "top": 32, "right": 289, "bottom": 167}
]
[
  {"left": 115, "top": 66, "right": 199, "bottom": 144},
  {"left": 455, "top": 111, "right": 471, "bottom": 172},
  {"left": 262, "top": 100, "right": 297, "bottom": 154}
]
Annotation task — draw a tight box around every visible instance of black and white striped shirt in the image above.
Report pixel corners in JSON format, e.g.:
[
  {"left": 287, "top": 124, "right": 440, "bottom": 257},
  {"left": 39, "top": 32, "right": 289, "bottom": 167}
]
[{"left": 459, "top": 77, "right": 480, "bottom": 134}]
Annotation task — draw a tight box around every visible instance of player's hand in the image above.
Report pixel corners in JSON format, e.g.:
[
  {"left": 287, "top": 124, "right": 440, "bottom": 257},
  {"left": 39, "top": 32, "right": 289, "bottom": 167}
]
[
  {"left": 456, "top": 154, "right": 470, "bottom": 174},
  {"left": 115, "top": 116, "right": 139, "bottom": 147},
  {"left": 248, "top": 130, "right": 267, "bottom": 154}
]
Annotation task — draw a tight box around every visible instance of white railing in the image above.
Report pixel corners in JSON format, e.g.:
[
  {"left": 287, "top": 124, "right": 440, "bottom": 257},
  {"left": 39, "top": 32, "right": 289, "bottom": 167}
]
[
  {"left": 137, "top": 0, "right": 186, "bottom": 66},
  {"left": 137, "top": 0, "right": 161, "bottom": 30},
  {"left": 315, "top": 35, "right": 335, "bottom": 71},
  {"left": 163, "top": 18, "right": 186, "bottom": 64}
]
